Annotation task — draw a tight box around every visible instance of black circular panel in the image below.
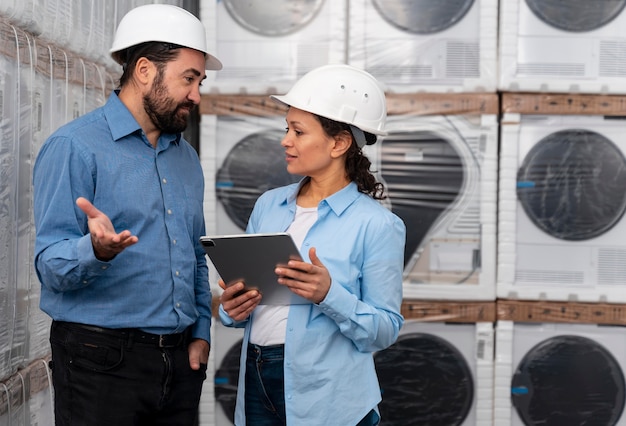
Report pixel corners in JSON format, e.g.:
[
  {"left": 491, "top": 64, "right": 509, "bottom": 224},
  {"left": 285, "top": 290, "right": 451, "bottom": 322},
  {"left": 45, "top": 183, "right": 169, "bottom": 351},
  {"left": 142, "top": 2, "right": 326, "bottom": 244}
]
[
  {"left": 223, "top": 0, "right": 324, "bottom": 36},
  {"left": 516, "top": 129, "right": 626, "bottom": 241},
  {"left": 512, "top": 335, "right": 626, "bottom": 426},
  {"left": 372, "top": 0, "right": 475, "bottom": 34},
  {"left": 374, "top": 332, "right": 474, "bottom": 425},
  {"left": 525, "top": 0, "right": 626, "bottom": 32},
  {"left": 216, "top": 129, "right": 302, "bottom": 231}
]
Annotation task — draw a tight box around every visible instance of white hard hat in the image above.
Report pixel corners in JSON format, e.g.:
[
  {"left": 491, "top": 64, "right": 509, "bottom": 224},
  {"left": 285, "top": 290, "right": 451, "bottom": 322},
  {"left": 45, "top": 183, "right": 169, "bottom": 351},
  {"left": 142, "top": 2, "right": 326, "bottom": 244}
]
[
  {"left": 110, "top": 4, "right": 222, "bottom": 71},
  {"left": 271, "top": 64, "right": 387, "bottom": 145}
]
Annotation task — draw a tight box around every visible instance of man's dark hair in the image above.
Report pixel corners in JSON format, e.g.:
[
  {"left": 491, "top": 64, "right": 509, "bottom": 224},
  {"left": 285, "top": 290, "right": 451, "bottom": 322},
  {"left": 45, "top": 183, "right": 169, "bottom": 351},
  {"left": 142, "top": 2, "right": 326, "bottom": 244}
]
[{"left": 117, "top": 42, "right": 183, "bottom": 87}]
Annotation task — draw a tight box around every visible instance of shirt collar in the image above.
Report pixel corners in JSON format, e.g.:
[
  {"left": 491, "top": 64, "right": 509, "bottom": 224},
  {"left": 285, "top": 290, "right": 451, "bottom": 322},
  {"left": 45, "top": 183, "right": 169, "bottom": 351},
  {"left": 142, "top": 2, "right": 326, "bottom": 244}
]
[
  {"left": 284, "top": 178, "right": 360, "bottom": 216},
  {"left": 103, "top": 90, "right": 181, "bottom": 146},
  {"left": 104, "top": 91, "right": 142, "bottom": 141}
]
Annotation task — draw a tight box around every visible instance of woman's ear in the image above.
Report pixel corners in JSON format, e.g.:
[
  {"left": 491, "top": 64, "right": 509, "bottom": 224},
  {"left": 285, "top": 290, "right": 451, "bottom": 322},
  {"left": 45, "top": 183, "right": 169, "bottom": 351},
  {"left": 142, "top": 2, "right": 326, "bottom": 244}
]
[{"left": 331, "top": 130, "right": 353, "bottom": 158}]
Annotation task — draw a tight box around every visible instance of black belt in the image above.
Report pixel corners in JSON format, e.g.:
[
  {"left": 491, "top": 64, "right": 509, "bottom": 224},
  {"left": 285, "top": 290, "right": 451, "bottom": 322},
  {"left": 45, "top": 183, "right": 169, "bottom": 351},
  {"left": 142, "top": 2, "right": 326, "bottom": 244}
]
[{"left": 56, "top": 321, "right": 190, "bottom": 348}]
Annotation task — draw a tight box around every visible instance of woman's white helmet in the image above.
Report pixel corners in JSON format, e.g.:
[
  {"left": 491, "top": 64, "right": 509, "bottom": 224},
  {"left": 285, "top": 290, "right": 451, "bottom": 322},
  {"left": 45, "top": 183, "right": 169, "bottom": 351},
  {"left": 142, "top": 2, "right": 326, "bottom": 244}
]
[
  {"left": 110, "top": 4, "right": 222, "bottom": 71},
  {"left": 271, "top": 64, "right": 387, "bottom": 146}
]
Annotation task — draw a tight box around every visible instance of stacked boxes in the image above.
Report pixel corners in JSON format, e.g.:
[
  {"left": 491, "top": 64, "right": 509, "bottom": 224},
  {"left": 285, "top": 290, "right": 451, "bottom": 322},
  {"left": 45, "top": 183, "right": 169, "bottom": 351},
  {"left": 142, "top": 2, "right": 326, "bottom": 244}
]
[
  {"left": 201, "top": 1, "right": 626, "bottom": 426},
  {"left": 495, "top": 1, "right": 626, "bottom": 424}
]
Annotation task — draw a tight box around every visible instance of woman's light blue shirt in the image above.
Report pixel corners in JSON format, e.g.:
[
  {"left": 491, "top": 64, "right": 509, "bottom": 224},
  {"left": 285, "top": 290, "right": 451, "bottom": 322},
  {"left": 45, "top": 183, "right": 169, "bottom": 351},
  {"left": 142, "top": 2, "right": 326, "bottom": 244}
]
[{"left": 220, "top": 180, "right": 405, "bottom": 425}]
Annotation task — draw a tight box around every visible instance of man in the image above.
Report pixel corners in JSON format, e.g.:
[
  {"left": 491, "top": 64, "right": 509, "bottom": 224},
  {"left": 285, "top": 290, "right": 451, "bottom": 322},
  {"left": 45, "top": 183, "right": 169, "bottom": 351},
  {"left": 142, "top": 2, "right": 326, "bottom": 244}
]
[{"left": 32, "top": 5, "right": 221, "bottom": 425}]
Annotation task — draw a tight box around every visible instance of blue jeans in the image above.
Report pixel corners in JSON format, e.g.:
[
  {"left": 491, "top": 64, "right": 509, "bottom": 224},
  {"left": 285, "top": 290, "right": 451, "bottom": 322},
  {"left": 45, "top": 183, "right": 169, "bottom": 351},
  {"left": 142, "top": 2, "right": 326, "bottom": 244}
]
[
  {"left": 245, "top": 343, "right": 286, "bottom": 425},
  {"left": 244, "top": 343, "right": 379, "bottom": 425},
  {"left": 49, "top": 321, "right": 206, "bottom": 426}
]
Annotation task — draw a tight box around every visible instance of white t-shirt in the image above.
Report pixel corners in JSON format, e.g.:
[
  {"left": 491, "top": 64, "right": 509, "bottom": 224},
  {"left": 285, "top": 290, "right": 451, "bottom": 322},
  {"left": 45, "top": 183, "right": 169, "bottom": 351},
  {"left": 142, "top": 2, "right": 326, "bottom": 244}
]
[{"left": 249, "top": 205, "right": 318, "bottom": 346}]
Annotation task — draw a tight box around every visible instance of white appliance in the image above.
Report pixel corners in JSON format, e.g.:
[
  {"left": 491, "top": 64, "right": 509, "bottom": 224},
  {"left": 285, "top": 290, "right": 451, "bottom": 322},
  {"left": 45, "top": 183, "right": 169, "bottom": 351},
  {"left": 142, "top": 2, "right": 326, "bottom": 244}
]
[
  {"left": 202, "top": 115, "right": 301, "bottom": 236},
  {"left": 203, "top": 0, "right": 347, "bottom": 94},
  {"left": 0, "top": 25, "right": 20, "bottom": 382},
  {"left": 348, "top": 0, "right": 498, "bottom": 93},
  {"left": 26, "top": 42, "right": 60, "bottom": 362},
  {"left": 213, "top": 321, "right": 244, "bottom": 426},
  {"left": 374, "top": 320, "right": 494, "bottom": 425},
  {"left": 375, "top": 114, "right": 498, "bottom": 300},
  {"left": 494, "top": 321, "right": 626, "bottom": 425},
  {"left": 65, "top": 53, "right": 84, "bottom": 122},
  {"left": 498, "top": 114, "right": 626, "bottom": 303},
  {"left": 499, "top": 0, "right": 626, "bottom": 94},
  {"left": 81, "top": 59, "right": 106, "bottom": 115}
]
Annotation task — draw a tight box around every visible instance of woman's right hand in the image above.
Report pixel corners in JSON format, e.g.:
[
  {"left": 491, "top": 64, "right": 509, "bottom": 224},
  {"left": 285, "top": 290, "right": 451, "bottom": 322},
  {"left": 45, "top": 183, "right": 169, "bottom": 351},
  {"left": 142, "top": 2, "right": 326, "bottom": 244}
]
[{"left": 218, "top": 279, "right": 262, "bottom": 322}]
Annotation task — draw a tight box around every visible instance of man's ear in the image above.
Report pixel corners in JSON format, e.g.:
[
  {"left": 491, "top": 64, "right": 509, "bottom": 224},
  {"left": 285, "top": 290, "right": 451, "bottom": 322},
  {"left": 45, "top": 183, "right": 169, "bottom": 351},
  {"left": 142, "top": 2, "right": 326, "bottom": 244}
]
[
  {"left": 134, "top": 57, "right": 156, "bottom": 86},
  {"left": 331, "top": 130, "right": 353, "bottom": 158}
]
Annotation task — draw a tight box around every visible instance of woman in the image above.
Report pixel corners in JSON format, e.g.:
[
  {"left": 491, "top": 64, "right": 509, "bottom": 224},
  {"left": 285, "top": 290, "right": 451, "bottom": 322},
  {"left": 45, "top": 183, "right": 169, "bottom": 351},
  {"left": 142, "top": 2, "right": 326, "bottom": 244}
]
[{"left": 218, "top": 64, "right": 406, "bottom": 426}]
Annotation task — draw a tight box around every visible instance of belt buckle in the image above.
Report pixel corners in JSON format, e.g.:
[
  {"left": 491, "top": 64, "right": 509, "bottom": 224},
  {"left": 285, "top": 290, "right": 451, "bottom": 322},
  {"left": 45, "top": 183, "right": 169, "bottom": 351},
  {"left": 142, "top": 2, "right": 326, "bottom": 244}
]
[{"left": 158, "top": 335, "right": 166, "bottom": 348}]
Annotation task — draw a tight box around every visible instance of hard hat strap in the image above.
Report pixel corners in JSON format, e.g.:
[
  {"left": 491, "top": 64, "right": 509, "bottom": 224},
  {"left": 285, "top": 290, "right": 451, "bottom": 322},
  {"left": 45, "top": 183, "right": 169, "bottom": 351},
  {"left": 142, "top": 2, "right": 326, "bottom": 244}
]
[{"left": 350, "top": 124, "right": 367, "bottom": 148}]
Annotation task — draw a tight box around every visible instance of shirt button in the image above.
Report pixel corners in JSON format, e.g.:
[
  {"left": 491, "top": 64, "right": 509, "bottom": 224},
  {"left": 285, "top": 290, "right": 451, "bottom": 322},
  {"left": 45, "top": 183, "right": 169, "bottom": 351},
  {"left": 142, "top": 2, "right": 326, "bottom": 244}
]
[
  {"left": 162, "top": 178, "right": 167, "bottom": 184},
  {"left": 101, "top": 266, "right": 108, "bottom": 270},
  {"left": 172, "top": 239, "right": 177, "bottom": 245},
  {"left": 82, "top": 280, "right": 88, "bottom": 284},
  {"left": 175, "top": 271, "right": 180, "bottom": 276},
  {"left": 167, "top": 209, "right": 172, "bottom": 215}
]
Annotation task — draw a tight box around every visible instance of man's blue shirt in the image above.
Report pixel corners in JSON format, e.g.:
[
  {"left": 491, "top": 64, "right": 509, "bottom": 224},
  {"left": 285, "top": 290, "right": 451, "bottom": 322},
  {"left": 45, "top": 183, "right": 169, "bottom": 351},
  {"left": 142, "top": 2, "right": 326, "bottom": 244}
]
[{"left": 33, "top": 92, "right": 211, "bottom": 341}]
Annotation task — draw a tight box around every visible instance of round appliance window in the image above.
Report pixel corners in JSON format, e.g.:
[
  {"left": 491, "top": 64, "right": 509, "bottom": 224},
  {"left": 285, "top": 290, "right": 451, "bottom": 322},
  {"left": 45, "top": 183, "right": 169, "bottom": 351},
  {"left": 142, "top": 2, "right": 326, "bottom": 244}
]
[
  {"left": 512, "top": 335, "right": 626, "bottom": 426},
  {"left": 214, "top": 338, "right": 243, "bottom": 424},
  {"left": 372, "top": 0, "right": 475, "bottom": 34},
  {"left": 216, "top": 129, "right": 302, "bottom": 231},
  {"left": 381, "top": 131, "right": 464, "bottom": 266},
  {"left": 223, "top": 0, "right": 325, "bottom": 36},
  {"left": 374, "top": 332, "right": 474, "bottom": 425},
  {"left": 525, "top": 0, "right": 626, "bottom": 32},
  {"left": 516, "top": 128, "right": 626, "bottom": 241}
]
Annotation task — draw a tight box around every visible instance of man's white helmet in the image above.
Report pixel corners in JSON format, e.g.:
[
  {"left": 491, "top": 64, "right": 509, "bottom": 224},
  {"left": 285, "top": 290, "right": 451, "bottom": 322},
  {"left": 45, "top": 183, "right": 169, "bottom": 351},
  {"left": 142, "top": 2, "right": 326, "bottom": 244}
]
[
  {"left": 271, "top": 64, "right": 387, "bottom": 146},
  {"left": 110, "top": 4, "right": 222, "bottom": 71}
]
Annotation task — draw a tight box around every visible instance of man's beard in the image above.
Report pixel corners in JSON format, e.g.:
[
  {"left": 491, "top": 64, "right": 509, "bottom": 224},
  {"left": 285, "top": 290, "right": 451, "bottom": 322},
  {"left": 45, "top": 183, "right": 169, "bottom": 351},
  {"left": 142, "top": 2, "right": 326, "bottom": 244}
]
[{"left": 143, "top": 72, "right": 195, "bottom": 134}]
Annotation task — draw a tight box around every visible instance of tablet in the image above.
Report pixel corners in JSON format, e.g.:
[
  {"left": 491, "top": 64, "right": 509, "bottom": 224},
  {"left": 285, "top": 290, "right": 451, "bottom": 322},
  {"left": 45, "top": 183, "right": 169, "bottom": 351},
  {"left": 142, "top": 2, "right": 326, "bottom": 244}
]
[{"left": 200, "top": 232, "right": 309, "bottom": 305}]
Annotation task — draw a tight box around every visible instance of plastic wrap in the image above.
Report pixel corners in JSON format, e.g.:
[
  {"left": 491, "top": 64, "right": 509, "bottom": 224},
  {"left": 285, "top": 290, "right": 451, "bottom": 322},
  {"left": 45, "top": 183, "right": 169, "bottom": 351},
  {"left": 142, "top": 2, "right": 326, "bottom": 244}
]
[
  {"left": 82, "top": 59, "right": 106, "bottom": 114},
  {"left": 12, "top": 23, "right": 33, "bottom": 373},
  {"left": 203, "top": 0, "right": 348, "bottom": 94},
  {"left": 348, "top": 0, "right": 498, "bottom": 93},
  {"left": 498, "top": 114, "right": 626, "bottom": 303},
  {"left": 0, "top": 357, "right": 52, "bottom": 424},
  {"left": 202, "top": 114, "right": 302, "bottom": 236},
  {"left": 1, "top": 0, "right": 45, "bottom": 37},
  {"left": 499, "top": 0, "right": 626, "bottom": 94},
  {"left": 374, "top": 321, "right": 494, "bottom": 426},
  {"left": 375, "top": 113, "right": 498, "bottom": 301},
  {"left": 495, "top": 321, "right": 626, "bottom": 426},
  {"left": 0, "top": 21, "right": 19, "bottom": 382},
  {"left": 65, "top": 52, "right": 83, "bottom": 120}
]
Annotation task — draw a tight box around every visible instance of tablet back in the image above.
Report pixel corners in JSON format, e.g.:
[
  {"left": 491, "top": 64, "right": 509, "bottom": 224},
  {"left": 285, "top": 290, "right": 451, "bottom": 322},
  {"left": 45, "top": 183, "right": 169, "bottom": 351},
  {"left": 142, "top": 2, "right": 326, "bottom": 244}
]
[{"left": 201, "top": 233, "right": 309, "bottom": 305}]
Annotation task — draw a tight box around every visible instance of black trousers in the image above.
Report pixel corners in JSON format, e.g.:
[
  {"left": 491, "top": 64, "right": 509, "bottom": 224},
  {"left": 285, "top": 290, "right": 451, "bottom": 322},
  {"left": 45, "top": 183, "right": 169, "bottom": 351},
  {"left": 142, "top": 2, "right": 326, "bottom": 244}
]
[{"left": 49, "top": 321, "right": 207, "bottom": 426}]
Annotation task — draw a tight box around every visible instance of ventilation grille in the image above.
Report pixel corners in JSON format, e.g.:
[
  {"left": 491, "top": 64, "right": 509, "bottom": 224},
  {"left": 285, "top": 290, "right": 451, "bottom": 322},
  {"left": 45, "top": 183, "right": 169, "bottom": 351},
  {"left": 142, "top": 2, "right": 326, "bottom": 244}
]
[
  {"left": 446, "top": 41, "right": 480, "bottom": 78},
  {"left": 516, "top": 270, "right": 585, "bottom": 285},
  {"left": 517, "top": 63, "right": 585, "bottom": 77},
  {"left": 600, "top": 40, "right": 626, "bottom": 77},
  {"left": 598, "top": 248, "right": 626, "bottom": 284}
]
